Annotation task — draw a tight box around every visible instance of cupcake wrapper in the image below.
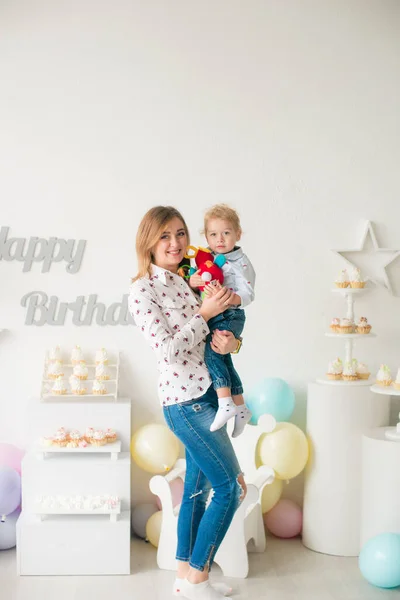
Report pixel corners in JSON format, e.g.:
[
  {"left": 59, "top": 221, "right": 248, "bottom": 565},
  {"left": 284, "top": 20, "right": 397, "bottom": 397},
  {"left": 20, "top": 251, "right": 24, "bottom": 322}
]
[
  {"left": 357, "top": 373, "right": 370, "bottom": 380},
  {"left": 377, "top": 379, "right": 392, "bottom": 387},
  {"left": 335, "top": 282, "right": 349, "bottom": 288},
  {"left": 72, "top": 389, "right": 87, "bottom": 395},
  {"left": 326, "top": 373, "right": 342, "bottom": 380},
  {"left": 74, "top": 375, "right": 88, "bottom": 380},
  {"left": 350, "top": 282, "right": 365, "bottom": 288},
  {"left": 393, "top": 383, "right": 400, "bottom": 390},
  {"left": 339, "top": 326, "right": 354, "bottom": 334},
  {"left": 356, "top": 326, "right": 371, "bottom": 334},
  {"left": 342, "top": 375, "right": 358, "bottom": 381}
]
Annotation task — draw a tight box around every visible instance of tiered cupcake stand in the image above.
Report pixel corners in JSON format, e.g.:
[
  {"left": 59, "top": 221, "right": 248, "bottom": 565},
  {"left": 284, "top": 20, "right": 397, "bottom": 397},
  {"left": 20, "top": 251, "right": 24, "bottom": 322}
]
[
  {"left": 302, "top": 287, "right": 390, "bottom": 556},
  {"left": 17, "top": 349, "right": 131, "bottom": 575}
]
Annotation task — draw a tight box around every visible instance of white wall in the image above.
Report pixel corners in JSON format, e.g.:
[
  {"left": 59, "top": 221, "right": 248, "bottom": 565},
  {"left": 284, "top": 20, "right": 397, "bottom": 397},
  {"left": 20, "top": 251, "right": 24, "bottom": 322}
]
[{"left": 1, "top": 0, "right": 400, "bottom": 506}]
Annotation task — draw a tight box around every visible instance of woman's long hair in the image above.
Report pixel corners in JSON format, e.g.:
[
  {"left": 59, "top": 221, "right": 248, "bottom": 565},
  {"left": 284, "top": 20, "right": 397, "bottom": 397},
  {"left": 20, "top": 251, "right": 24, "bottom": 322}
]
[{"left": 132, "top": 206, "right": 190, "bottom": 282}]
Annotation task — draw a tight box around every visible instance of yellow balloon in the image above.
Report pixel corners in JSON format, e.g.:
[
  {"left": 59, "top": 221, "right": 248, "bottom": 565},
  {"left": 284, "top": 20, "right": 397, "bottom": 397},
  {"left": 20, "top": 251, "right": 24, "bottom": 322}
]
[
  {"left": 256, "top": 422, "right": 309, "bottom": 480},
  {"left": 130, "top": 424, "right": 180, "bottom": 474},
  {"left": 261, "top": 478, "right": 283, "bottom": 514},
  {"left": 146, "top": 510, "right": 163, "bottom": 547}
]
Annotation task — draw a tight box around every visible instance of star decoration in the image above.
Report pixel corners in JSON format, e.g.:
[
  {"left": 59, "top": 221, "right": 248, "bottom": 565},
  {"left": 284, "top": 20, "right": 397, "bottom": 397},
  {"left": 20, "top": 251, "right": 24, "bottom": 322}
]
[{"left": 332, "top": 221, "right": 400, "bottom": 295}]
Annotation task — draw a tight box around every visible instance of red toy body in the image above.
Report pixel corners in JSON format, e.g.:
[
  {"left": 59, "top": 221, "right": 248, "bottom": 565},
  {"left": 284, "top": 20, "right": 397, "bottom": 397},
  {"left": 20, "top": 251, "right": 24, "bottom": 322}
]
[{"left": 185, "top": 246, "right": 225, "bottom": 291}]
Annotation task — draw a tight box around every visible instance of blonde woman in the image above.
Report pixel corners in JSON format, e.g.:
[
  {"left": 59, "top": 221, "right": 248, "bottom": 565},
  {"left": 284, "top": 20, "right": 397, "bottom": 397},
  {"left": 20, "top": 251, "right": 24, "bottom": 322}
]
[{"left": 129, "top": 206, "right": 246, "bottom": 600}]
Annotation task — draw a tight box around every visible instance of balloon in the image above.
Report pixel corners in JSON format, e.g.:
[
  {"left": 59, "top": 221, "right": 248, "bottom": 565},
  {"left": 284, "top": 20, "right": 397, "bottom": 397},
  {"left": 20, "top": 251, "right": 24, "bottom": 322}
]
[
  {"left": 130, "top": 424, "right": 180, "bottom": 474},
  {"left": 0, "top": 508, "right": 21, "bottom": 550},
  {"left": 131, "top": 503, "right": 159, "bottom": 539},
  {"left": 156, "top": 477, "right": 184, "bottom": 511},
  {"left": 146, "top": 510, "right": 163, "bottom": 548},
  {"left": 261, "top": 478, "right": 283, "bottom": 514},
  {"left": 0, "top": 467, "right": 21, "bottom": 516},
  {"left": 0, "top": 443, "right": 25, "bottom": 476},
  {"left": 359, "top": 533, "right": 400, "bottom": 589},
  {"left": 256, "top": 422, "right": 308, "bottom": 480},
  {"left": 263, "top": 499, "right": 302, "bottom": 538},
  {"left": 245, "top": 378, "right": 295, "bottom": 425}
]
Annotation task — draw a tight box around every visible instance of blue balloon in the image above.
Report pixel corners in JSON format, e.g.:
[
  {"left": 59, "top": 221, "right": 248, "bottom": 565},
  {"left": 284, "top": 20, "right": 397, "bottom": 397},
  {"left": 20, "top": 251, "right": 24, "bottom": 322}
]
[
  {"left": 0, "top": 508, "right": 21, "bottom": 550},
  {"left": 359, "top": 533, "right": 400, "bottom": 589},
  {"left": 245, "top": 378, "right": 295, "bottom": 425}
]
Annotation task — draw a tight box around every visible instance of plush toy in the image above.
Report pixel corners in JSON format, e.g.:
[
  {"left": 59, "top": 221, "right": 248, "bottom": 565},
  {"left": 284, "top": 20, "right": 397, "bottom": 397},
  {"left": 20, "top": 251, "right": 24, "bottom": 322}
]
[{"left": 184, "top": 246, "right": 226, "bottom": 293}]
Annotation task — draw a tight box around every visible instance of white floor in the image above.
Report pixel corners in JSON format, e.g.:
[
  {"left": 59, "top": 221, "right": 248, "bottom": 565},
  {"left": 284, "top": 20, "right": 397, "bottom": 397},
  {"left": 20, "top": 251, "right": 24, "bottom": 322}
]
[{"left": 1, "top": 536, "right": 396, "bottom": 600}]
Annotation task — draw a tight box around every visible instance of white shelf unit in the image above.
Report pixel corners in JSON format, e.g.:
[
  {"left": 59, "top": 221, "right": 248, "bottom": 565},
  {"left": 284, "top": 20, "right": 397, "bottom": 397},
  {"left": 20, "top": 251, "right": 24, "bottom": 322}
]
[
  {"left": 17, "top": 397, "right": 131, "bottom": 575},
  {"left": 41, "top": 348, "right": 120, "bottom": 401},
  {"left": 370, "top": 384, "right": 400, "bottom": 397}
]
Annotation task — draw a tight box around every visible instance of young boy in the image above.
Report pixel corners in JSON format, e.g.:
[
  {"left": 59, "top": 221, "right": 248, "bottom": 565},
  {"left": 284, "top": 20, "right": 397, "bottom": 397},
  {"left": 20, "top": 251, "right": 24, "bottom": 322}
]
[{"left": 189, "top": 204, "right": 255, "bottom": 437}]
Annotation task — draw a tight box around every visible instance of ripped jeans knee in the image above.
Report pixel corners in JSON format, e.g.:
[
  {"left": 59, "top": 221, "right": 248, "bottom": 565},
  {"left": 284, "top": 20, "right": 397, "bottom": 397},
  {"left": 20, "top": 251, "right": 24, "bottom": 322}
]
[{"left": 237, "top": 473, "right": 247, "bottom": 503}]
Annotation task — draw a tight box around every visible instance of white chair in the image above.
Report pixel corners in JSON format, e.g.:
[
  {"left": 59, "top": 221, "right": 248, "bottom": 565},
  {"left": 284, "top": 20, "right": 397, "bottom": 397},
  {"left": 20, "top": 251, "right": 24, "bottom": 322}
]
[{"left": 149, "top": 415, "right": 276, "bottom": 578}]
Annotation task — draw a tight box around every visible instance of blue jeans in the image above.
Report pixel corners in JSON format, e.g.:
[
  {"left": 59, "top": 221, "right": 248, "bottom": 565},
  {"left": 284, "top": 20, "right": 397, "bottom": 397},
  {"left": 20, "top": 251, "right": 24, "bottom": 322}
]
[
  {"left": 163, "top": 387, "right": 243, "bottom": 571},
  {"left": 205, "top": 309, "right": 245, "bottom": 395}
]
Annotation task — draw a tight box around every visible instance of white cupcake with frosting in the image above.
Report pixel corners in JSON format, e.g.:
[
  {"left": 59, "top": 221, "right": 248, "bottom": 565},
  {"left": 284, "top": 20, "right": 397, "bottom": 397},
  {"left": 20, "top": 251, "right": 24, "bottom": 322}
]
[
  {"left": 47, "top": 360, "right": 64, "bottom": 380},
  {"left": 53, "top": 427, "right": 68, "bottom": 447},
  {"left": 350, "top": 268, "right": 365, "bottom": 289},
  {"left": 376, "top": 364, "right": 392, "bottom": 387},
  {"left": 335, "top": 269, "right": 350, "bottom": 288},
  {"left": 71, "top": 345, "right": 85, "bottom": 365},
  {"left": 343, "top": 360, "right": 358, "bottom": 381},
  {"left": 356, "top": 362, "right": 370, "bottom": 380},
  {"left": 95, "top": 363, "right": 110, "bottom": 380},
  {"left": 51, "top": 376, "right": 67, "bottom": 395},
  {"left": 73, "top": 361, "right": 88, "bottom": 380},
  {"left": 327, "top": 358, "right": 343, "bottom": 380},
  {"left": 85, "top": 427, "right": 95, "bottom": 443},
  {"left": 105, "top": 428, "right": 117, "bottom": 443},
  {"left": 48, "top": 346, "right": 62, "bottom": 362},
  {"left": 92, "top": 379, "right": 107, "bottom": 395},
  {"left": 91, "top": 429, "right": 107, "bottom": 446},
  {"left": 339, "top": 318, "right": 354, "bottom": 334},
  {"left": 95, "top": 347, "right": 108, "bottom": 364},
  {"left": 69, "top": 375, "right": 86, "bottom": 395}
]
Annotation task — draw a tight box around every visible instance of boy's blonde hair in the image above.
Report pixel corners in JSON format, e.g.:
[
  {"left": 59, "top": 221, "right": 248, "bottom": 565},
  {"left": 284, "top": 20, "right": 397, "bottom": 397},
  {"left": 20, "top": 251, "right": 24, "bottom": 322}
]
[
  {"left": 132, "top": 206, "right": 190, "bottom": 282},
  {"left": 203, "top": 204, "right": 242, "bottom": 235}
]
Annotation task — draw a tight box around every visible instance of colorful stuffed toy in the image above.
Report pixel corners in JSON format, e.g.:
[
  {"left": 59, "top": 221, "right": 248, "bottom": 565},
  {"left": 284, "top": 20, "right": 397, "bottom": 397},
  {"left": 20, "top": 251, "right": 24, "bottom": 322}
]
[{"left": 184, "top": 246, "right": 226, "bottom": 294}]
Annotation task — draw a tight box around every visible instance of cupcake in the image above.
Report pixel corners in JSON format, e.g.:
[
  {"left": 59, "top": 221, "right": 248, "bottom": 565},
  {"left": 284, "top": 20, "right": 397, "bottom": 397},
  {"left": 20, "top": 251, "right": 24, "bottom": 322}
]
[
  {"left": 51, "top": 376, "right": 67, "bottom": 395},
  {"left": 327, "top": 358, "right": 343, "bottom": 380},
  {"left": 52, "top": 427, "right": 68, "bottom": 447},
  {"left": 71, "top": 345, "right": 85, "bottom": 365},
  {"left": 335, "top": 269, "right": 350, "bottom": 288},
  {"left": 85, "top": 427, "right": 95, "bottom": 443},
  {"left": 376, "top": 364, "right": 392, "bottom": 386},
  {"left": 356, "top": 317, "right": 372, "bottom": 334},
  {"left": 393, "top": 368, "right": 400, "bottom": 391},
  {"left": 342, "top": 361, "right": 358, "bottom": 381},
  {"left": 91, "top": 429, "right": 107, "bottom": 446},
  {"left": 105, "top": 428, "right": 117, "bottom": 444},
  {"left": 73, "top": 361, "right": 88, "bottom": 380},
  {"left": 356, "top": 362, "right": 370, "bottom": 380},
  {"left": 95, "top": 348, "right": 108, "bottom": 364},
  {"left": 48, "top": 346, "right": 62, "bottom": 362},
  {"left": 69, "top": 375, "right": 87, "bottom": 395},
  {"left": 67, "top": 429, "right": 84, "bottom": 447},
  {"left": 41, "top": 437, "right": 54, "bottom": 447},
  {"left": 350, "top": 268, "right": 365, "bottom": 289},
  {"left": 339, "top": 318, "right": 354, "bottom": 334},
  {"left": 329, "top": 318, "right": 340, "bottom": 334},
  {"left": 95, "top": 363, "right": 110, "bottom": 381},
  {"left": 47, "top": 360, "right": 64, "bottom": 379},
  {"left": 92, "top": 379, "right": 107, "bottom": 395}
]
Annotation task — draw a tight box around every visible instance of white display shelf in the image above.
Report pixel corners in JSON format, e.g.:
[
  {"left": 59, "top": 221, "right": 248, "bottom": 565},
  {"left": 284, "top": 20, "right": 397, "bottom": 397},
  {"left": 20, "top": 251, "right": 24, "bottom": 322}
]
[
  {"left": 316, "top": 377, "right": 371, "bottom": 386},
  {"left": 384, "top": 427, "right": 400, "bottom": 441},
  {"left": 33, "top": 501, "right": 121, "bottom": 522},
  {"left": 370, "top": 384, "right": 400, "bottom": 396},
  {"left": 35, "top": 440, "right": 121, "bottom": 460},
  {"left": 43, "top": 378, "right": 117, "bottom": 382},
  {"left": 55, "top": 363, "right": 118, "bottom": 368},
  {"left": 331, "top": 287, "right": 370, "bottom": 296},
  {"left": 325, "top": 332, "right": 376, "bottom": 339},
  {"left": 42, "top": 393, "right": 116, "bottom": 400}
]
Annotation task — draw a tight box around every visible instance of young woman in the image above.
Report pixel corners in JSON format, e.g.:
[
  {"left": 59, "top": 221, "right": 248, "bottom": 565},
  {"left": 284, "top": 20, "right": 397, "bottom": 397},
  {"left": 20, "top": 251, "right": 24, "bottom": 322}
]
[{"left": 129, "top": 206, "right": 246, "bottom": 600}]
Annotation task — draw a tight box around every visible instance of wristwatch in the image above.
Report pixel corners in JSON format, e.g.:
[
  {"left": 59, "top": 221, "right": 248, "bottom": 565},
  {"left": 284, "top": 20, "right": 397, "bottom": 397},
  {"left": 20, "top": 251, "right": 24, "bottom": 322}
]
[{"left": 231, "top": 336, "right": 243, "bottom": 354}]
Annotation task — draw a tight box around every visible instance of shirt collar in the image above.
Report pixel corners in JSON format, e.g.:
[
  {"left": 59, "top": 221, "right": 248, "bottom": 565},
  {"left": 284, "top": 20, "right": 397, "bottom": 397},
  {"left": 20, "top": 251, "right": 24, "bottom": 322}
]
[{"left": 151, "top": 263, "right": 180, "bottom": 285}]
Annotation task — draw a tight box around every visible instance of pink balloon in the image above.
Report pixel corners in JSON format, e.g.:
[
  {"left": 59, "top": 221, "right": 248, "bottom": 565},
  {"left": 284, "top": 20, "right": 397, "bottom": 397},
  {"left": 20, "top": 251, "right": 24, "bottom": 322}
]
[
  {"left": 156, "top": 477, "right": 184, "bottom": 510},
  {"left": 263, "top": 499, "right": 303, "bottom": 538},
  {"left": 0, "top": 443, "right": 25, "bottom": 476}
]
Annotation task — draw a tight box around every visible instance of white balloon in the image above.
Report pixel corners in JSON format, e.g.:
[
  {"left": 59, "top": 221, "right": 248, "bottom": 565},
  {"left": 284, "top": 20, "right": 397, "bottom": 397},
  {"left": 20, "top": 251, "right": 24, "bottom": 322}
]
[{"left": 131, "top": 503, "right": 158, "bottom": 539}]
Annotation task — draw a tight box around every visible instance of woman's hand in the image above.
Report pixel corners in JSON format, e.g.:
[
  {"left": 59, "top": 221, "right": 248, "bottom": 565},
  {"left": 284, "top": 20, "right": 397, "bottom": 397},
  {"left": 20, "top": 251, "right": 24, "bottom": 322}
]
[
  {"left": 199, "top": 287, "right": 233, "bottom": 321},
  {"left": 189, "top": 270, "right": 204, "bottom": 289},
  {"left": 211, "top": 330, "right": 238, "bottom": 354}
]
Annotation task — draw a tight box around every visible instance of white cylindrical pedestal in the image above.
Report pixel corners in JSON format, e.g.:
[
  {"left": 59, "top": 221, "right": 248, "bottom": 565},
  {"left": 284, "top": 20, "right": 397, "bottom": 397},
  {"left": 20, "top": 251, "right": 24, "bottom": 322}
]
[
  {"left": 302, "top": 383, "right": 390, "bottom": 556},
  {"left": 360, "top": 427, "right": 400, "bottom": 547}
]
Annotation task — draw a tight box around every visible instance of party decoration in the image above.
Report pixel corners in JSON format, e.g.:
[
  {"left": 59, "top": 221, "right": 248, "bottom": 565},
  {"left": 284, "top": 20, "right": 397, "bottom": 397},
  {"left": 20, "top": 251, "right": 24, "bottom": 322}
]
[
  {"left": 263, "top": 499, "right": 302, "bottom": 538},
  {"left": 0, "top": 443, "right": 25, "bottom": 476},
  {"left": 156, "top": 477, "right": 184, "bottom": 511},
  {"left": 131, "top": 503, "right": 159, "bottom": 539},
  {"left": 256, "top": 422, "right": 308, "bottom": 480},
  {"left": 261, "top": 478, "right": 283, "bottom": 514},
  {"left": 0, "top": 508, "right": 21, "bottom": 550},
  {"left": 0, "top": 467, "right": 21, "bottom": 517},
  {"left": 146, "top": 510, "right": 163, "bottom": 548},
  {"left": 246, "top": 378, "right": 295, "bottom": 425},
  {"left": 359, "top": 533, "right": 400, "bottom": 589},
  {"left": 130, "top": 424, "right": 180, "bottom": 474}
]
